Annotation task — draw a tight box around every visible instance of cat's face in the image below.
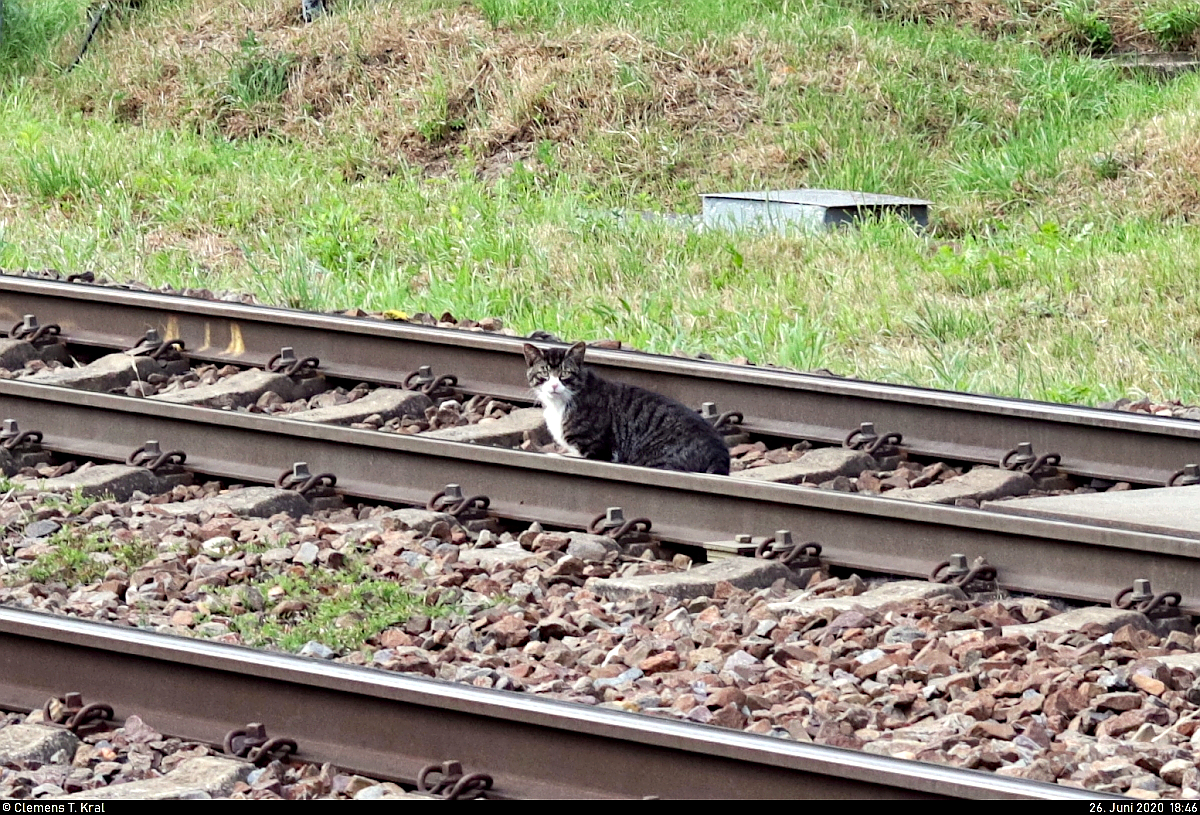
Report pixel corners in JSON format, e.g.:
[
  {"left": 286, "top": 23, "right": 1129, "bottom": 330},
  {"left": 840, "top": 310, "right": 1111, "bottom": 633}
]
[{"left": 523, "top": 342, "right": 587, "bottom": 404}]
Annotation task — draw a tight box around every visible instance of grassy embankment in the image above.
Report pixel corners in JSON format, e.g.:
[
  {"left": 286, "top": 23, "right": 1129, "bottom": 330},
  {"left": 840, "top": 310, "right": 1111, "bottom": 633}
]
[{"left": 1, "top": 0, "right": 1198, "bottom": 404}]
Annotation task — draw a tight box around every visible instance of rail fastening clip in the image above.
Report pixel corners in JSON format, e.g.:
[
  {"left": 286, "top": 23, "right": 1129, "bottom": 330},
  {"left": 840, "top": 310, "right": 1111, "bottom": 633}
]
[
  {"left": 416, "top": 760, "right": 493, "bottom": 800},
  {"left": 845, "top": 422, "right": 904, "bottom": 457},
  {"left": 427, "top": 483, "right": 491, "bottom": 520},
  {"left": 224, "top": 722, "right": 298, "bottom": 767},
  {"left": 1000, "top": 442, "right": 1062, "bottom": 476},
  {"left": 9, "top": 314, "right": 61, "bottom": 347},
  {"left": 931, "top": 553, "right": 998, "bottom": 591},
  {"left": 589, "top": 506, "right": 652, "bottom": 543},
  {"left": 1113, "top": 578, "right": 1183, "bottom": 620},
  {"left": 43, "top": 692, "right": 113, "bottom": 736},
  {"left": 754, "top": 530, "right": 822, "bottom": 568}
]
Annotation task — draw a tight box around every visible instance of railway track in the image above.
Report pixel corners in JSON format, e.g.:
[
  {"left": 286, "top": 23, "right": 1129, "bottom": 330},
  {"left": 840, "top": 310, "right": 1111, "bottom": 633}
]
[
  {"left": 0, "top": 273, "right": 1198, "bottom": 611},
  {"left": 2, "top": 273, "right": 1199, "bottom": 486},
  {"left": 0, "top": 607, "right": 1101, "bottom": 799},
  {"left": 1, "top": 271, "right": 1199, "bottom": 798}
]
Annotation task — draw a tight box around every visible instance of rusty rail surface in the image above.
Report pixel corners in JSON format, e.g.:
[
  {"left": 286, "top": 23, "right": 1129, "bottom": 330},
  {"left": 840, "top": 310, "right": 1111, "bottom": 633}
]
[
  {"left": 3, "top": 379, "right": 1200, "bottom": 613},
  {"left": 1, "top": 274, "right": 1198, "bottom": 485},
  {"left": 0, "top": 608, "right": 1107, "bottom": 799}
]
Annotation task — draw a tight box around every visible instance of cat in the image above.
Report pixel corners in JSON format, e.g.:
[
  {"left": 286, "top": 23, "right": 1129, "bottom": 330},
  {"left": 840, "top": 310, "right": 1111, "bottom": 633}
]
[{"left": 523, "top": 341, "right": 731, "bottom": 475}]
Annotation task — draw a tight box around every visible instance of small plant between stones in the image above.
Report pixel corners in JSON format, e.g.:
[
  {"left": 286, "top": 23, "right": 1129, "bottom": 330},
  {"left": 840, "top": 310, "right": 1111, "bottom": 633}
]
[
  {"left": 20, "top": 526, "right": 155, "bottom": 586},
  {"left": 211, "top": 561, "right": 456, "bottom": 654}
]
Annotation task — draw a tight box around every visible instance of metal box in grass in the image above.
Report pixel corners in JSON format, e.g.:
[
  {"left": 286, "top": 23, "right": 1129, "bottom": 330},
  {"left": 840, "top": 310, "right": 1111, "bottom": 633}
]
[{"left": 700, "top": 189, "right": 930, "bottom": 234}]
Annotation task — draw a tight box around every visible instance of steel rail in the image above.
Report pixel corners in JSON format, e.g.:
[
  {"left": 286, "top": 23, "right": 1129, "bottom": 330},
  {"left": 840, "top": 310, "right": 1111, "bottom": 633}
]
[
  {"left": 1, "top": 274, "right": 1198, "bottom": 485},
  {"left": 3, "top": 379, "right": 1200, "bottom": 613},
  {"left": 0, "top": 608, "right": 1106, "bottom": 799}
]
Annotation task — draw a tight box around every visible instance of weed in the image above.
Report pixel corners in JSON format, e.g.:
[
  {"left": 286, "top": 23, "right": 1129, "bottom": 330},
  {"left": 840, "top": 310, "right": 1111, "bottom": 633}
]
[
  {"left": 39, "top": 487, "right": 102, "bottom": 516},
  {"left": 1143, "top": 0, "right": 1200, "bottom": 50},
  {"left": 18, "top": 145, "right": 103, "bottom": 201},
  {"left": 214, "top": 560, "right": 456, "bottom": 654},
  {"left": 225, "top": 30, "right": 294, "bottom": 107},
  {"left": 300, "top": 201, "right": 379, "bottom": 273},
  {"left": 19, "top": 525, "right": 153, "bottom": 586},
  {"left": 776, "top": 316, "right": 829, "bottom": 372},
  {"left": 1057, "top": 0, "right": 1114, "bottom": 55},
  {"left": 1088, "top": 151, "right": 1124, "bottom": 181},
  {"left": 906, "top": 299, "right": 994, "bottom": 344},
  {"left": 931, "top": 243, "right": 1031, "bottom": 297}
]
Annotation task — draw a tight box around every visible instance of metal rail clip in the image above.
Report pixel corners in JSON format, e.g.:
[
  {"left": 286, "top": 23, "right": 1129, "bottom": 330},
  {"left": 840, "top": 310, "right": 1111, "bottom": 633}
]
[
  {"left": 931, "top": 553, "right": 998, "bottom": 591},
  {"left": 589, "top": 507, "right": 652, "bottom": 543},
  {"left": 9, "top": 314, "right": 61, "bottom": 347},
  {"left": 276, "top": 462, "right": 337, "bottom": 499},
  {"left": 43, "top": 692, "right": 113, "bottom": 735},
  {"left": 1167, "top": 464, "right": 1200, "bottom": 487},
  {"left": 126, "top": 329, "right": 186, "bottom": 362},
  {"left": 416, "top": 760, "right": 493, "bottom": 801},
  {"left": 127, "top": 440, "right": 187, "bottom": 473},
  {"left": 0, "top": 419, "right": 43, "bottom": 451},
  {"left": 402, "top": 365, "right": 459, "bottom": 399},
  {"left": 1113, "top": 578, "right": 1183, "bottom": 620},
  {"left": 267, "top": 346, "right": 320, "bottom": 378},
  {"left": 699, "top": 402, "right": 744, "bottom": 435},
  {"left": 427, "top": 483, "right": 490, "bottom": 521},
  {"left": 223, "top": 723, "right": 298, "bottom": 767},
  {"left": 1000, "top": 442, "right": 1061, "bottom": 476},
  {"left": 754, "top": 530, "right": 822, "bottom": 568},
  {"left": 844, "top": 422, "right": 904, "bottom": 457}
]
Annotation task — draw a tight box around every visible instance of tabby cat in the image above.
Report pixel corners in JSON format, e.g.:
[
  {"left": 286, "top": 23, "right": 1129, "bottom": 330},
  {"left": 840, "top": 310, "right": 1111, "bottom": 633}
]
[{"left": 523, "top": 342, "right": 730, "bottom": 475}]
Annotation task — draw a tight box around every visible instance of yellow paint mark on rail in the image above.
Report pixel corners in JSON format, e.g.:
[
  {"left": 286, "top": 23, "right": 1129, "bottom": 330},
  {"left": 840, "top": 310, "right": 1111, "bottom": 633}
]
[
  {"left": 225, "top": 323, "right": 245, "bottom": 356},
  {"left": 165, "top": 316, "right": 180, "bottom": 343},
  {"left": 196, "top": 323, "right": 212, "bottom": 353}
]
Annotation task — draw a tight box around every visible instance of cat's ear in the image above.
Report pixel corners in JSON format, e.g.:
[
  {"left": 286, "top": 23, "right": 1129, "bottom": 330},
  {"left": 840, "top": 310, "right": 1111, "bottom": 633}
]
[
  {"left": 566, "top": 342, "right": 588, "bottom": 366},
  {"left": 522, "top": 344, "right": 544, "bottom": 366}
]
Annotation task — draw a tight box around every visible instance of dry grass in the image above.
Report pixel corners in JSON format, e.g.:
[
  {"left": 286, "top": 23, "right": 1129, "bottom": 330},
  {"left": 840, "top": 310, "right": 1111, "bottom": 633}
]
[
  {"left": 1054, "top": 99, "right": 1200, "bottom": 220},
  {"left": 859, "top": 0, "right": 1200, "bottom": 54},
  {"left": 71, "top": 2, "right": 770, "bottom": 184}
]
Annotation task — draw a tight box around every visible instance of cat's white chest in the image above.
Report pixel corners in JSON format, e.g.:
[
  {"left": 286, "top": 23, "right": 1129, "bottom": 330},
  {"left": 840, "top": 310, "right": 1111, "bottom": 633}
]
[{"left": 538, "top": 386, "right": 581, "bottom": 456}]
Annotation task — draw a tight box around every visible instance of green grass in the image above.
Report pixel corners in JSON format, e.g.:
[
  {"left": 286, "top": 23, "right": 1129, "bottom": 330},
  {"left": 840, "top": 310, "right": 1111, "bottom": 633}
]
[
  {"left": 37, "top": 486, "right": 103, "bottom": 516},
  {"left": 1143, "top": 0, "right": 1200, "bottom": 49},
  {"left": 0, "top": 0, "right": 90, "bottom": 79},
  {"left": 224, "top": 29, "right": 295, "bottom": 108},
  {"left": 1059, "top": 0, "right": 1116, "bottom": 54},
  {"left": 18, "top": 525, "right": 155, "bottom": 585},
  {"left": 0, "top": 0, "right": 1199, "bottom": 406},
  {"left": 211, "top": 561, "right": 455, "bottom": 653}
]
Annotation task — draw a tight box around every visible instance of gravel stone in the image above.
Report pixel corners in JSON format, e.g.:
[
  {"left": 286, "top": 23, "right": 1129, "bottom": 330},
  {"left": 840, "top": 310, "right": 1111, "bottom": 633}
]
[
  {"left": 298, "top": 641, "right": 337, "bottom": 659},
  {"left": 0, "top": 725, "right": 80, "bottom": 765},
  {"left": 52, "top": 757, "right": 251, "bottom": 800},
  {"left": 23, "top": 519, "right": 62, "bottom": 539}
]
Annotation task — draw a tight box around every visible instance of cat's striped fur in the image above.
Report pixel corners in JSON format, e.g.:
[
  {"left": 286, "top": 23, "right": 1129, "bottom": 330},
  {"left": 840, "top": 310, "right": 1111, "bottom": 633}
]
[{"left": 523, "top": 342, "right": 730, "bottom": 475}]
